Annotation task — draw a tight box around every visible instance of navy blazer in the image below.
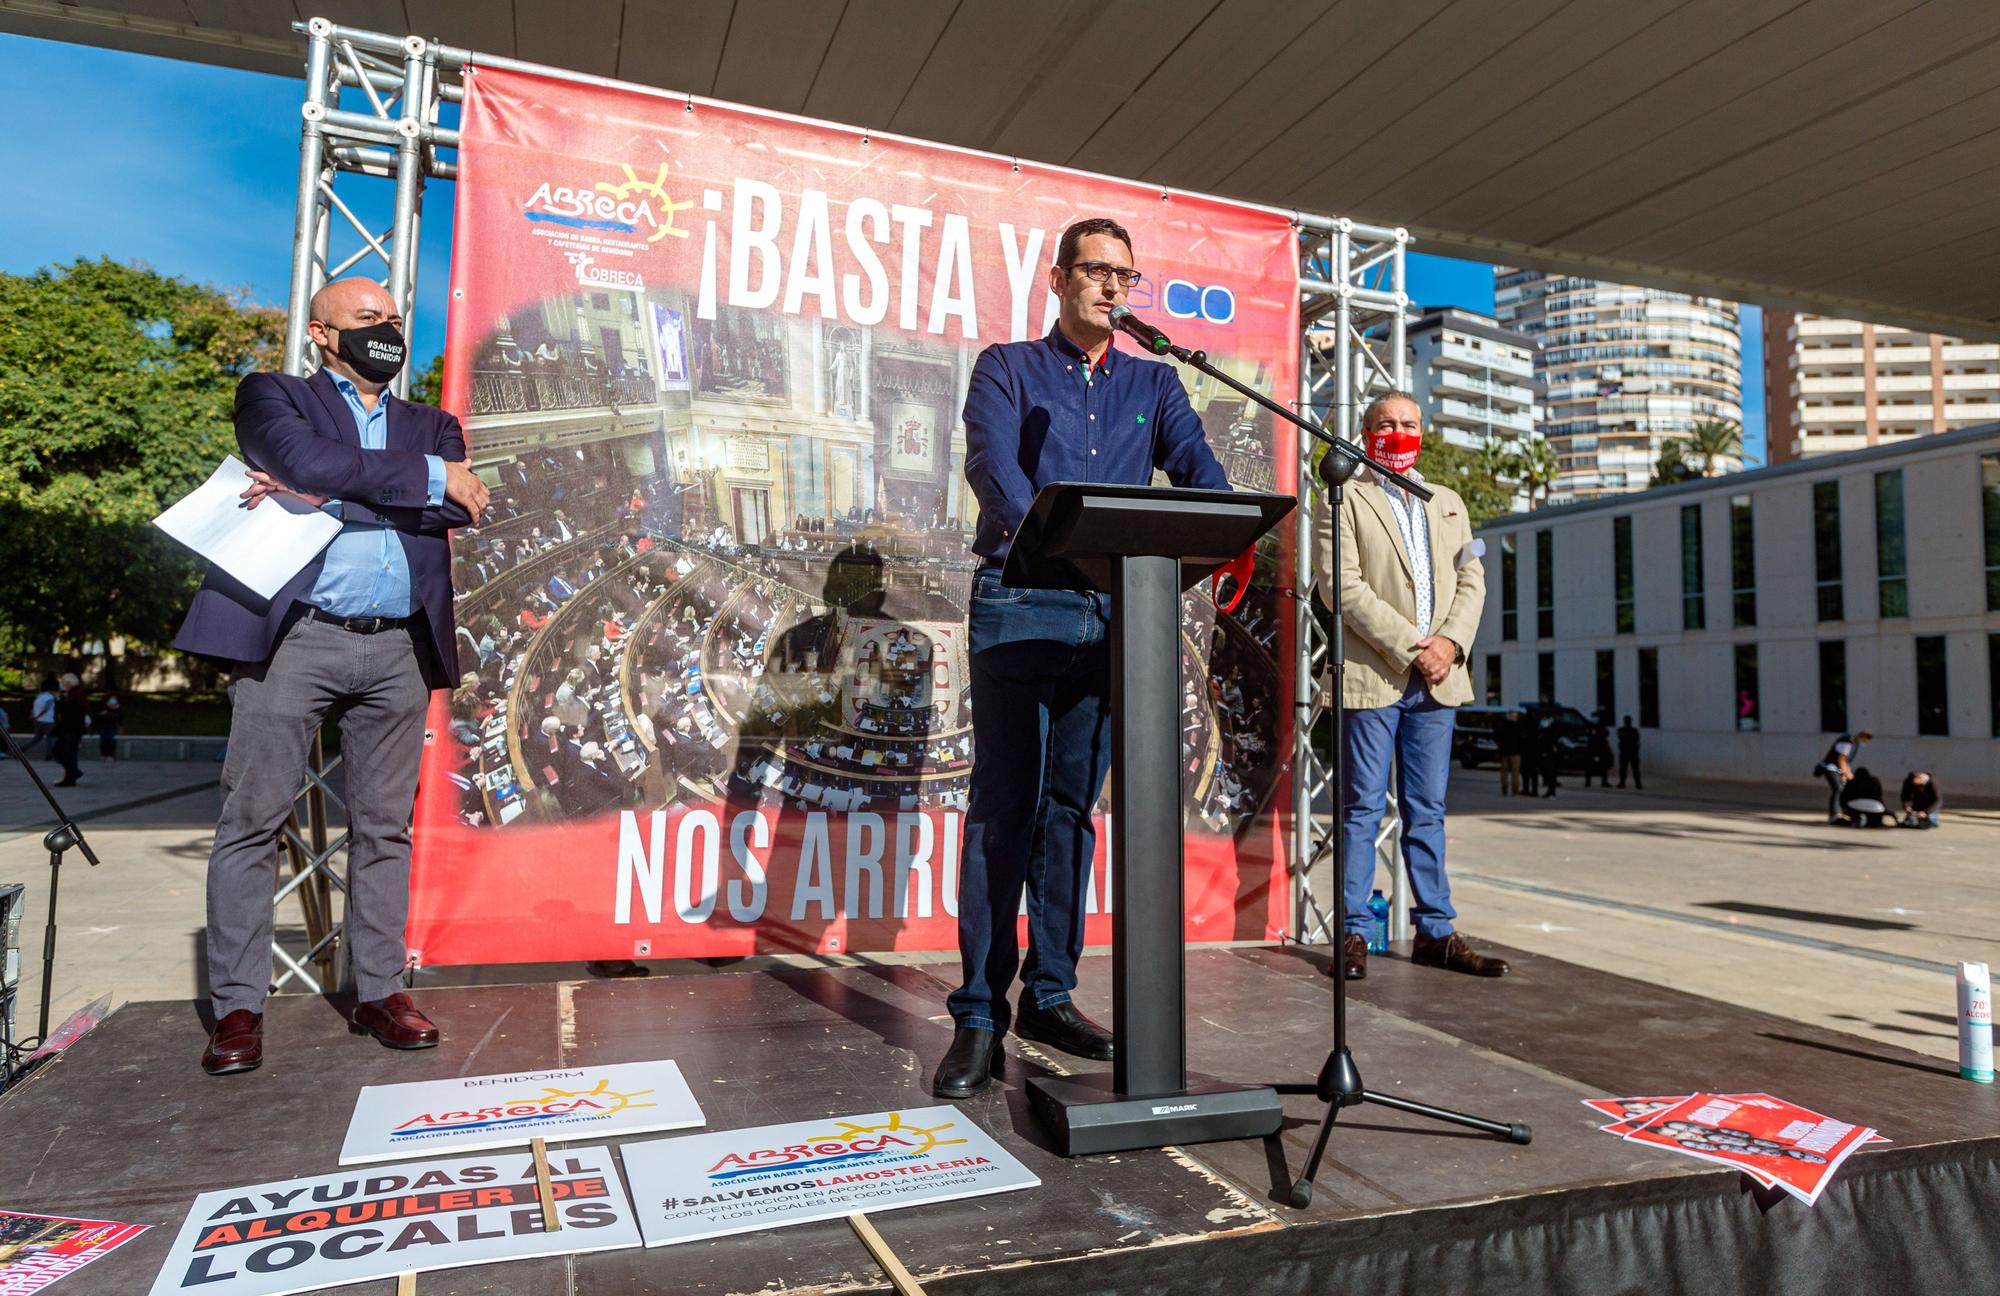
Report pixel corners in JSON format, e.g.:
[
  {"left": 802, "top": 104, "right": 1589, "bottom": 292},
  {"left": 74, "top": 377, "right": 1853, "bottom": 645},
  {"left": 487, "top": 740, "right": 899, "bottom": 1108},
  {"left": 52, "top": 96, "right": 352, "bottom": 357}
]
[{"left": 173, "top": 368, "right": 471, "bottom": 688}]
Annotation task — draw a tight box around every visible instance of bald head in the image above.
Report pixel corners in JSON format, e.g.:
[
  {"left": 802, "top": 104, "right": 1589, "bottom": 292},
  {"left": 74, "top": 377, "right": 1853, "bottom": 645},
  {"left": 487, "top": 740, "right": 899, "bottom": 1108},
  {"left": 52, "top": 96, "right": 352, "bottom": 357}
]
[
  {"left": 310, "top": 277, "right": 396, "bottom": 325},
  {"left": 307, "top": 277, "right": 404, "bottom": 391}
]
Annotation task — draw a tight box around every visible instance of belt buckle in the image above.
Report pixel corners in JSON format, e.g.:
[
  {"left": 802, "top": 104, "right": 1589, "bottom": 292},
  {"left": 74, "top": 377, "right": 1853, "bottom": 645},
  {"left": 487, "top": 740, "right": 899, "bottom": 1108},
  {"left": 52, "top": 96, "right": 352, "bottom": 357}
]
[{"left": 351, "top": 615, "right": 385, "bottom": 634}]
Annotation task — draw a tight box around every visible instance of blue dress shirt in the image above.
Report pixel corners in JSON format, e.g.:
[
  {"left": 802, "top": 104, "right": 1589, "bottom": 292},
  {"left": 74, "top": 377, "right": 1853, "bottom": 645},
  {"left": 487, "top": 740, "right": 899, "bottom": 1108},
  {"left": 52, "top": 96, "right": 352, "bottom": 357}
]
[
  {"left": 962, "top": 325, "right": 1231, "bottom": 561},
  {"left": 308, "top": 373, "right": 447, "bottom": 617}
]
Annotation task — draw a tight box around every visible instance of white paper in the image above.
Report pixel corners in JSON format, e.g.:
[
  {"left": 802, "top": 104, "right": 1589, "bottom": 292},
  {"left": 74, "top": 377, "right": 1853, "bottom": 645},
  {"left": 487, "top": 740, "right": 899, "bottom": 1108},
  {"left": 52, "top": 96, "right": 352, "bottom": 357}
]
[
  {"left": 146, "top": 1145, "right": 640, "bottom": 1296},
  {"left": 152, "top": 455, "right": 343, "bottom": 599},
  {"left": 339, "top": 1059, "right": 706, "bottom": 1165},
  {"left": 620, "top": 1105, "right": 1038, "bottom": 1247}
]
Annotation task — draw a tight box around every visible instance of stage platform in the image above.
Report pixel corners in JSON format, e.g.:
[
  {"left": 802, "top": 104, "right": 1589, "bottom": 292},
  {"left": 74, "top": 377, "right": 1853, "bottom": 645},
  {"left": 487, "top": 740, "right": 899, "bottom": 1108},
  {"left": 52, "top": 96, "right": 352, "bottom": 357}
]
[{"left": 3, "top": 944, "right": 1997, "bottom": 1294}]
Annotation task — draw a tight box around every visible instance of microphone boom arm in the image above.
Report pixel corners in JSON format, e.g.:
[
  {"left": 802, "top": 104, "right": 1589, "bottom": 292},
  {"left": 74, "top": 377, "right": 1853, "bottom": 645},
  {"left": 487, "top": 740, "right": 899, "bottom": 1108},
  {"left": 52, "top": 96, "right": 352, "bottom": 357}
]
[{"left": 1139, "top": 329, "right": 1432, "bottom": 501}]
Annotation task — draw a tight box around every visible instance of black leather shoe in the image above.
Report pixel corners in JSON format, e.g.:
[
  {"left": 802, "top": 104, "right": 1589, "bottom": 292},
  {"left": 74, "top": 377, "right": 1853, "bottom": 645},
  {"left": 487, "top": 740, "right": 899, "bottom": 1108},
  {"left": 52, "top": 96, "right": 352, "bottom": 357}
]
[
  {"left": 931, "top": 1026, "right": 1003, "bottom": 1099},
  {"left": 1014, "top": 1001, "right": 1115, "bottom": 1061}
]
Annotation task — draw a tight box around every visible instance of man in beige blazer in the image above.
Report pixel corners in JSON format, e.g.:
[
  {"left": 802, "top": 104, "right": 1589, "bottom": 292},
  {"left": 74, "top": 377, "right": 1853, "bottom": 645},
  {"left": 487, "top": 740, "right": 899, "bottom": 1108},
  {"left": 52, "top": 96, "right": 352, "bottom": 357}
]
[{"left": 1317, "top": 393, "right": 1509, "bottom": 982}]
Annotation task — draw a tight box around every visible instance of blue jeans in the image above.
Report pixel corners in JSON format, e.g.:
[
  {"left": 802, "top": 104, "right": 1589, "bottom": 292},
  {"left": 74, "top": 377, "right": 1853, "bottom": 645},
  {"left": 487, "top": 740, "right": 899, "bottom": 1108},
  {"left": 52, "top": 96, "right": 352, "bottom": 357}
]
[
  {"left": 948, "top": 567, "right": 1113, "bottom": 1034},
  {"left": 1341, "top": 671, "right": 1458, "bottom": 940}
]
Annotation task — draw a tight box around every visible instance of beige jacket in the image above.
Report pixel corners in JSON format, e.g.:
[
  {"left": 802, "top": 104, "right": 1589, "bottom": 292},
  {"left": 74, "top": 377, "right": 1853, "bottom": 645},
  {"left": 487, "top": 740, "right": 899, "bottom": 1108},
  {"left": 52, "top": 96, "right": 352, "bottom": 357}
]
[{"left": 1314, "top": 472, "right": 1485, "bottom": 709}]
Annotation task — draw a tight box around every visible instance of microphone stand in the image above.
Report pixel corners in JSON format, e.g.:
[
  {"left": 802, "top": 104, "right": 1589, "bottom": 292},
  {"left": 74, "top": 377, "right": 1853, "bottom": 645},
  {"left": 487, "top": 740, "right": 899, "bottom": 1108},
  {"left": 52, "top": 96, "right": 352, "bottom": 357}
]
[
  {"left": 0, "top": 718, "right": 99, "bottom": 1085},
  {"left": 1141, "top": 331, "right": 1531, "bottom": 1207}
]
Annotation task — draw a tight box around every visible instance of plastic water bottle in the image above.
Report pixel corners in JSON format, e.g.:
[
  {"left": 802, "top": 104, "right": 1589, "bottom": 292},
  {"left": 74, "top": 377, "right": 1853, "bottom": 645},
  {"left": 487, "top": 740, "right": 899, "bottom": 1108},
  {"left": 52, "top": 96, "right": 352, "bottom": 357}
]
[
  {"left": 1958, "top": 961, "right": 1993, "bottom": 1083},
  {"left": 1367, "top": 890, "right": 1390, "bottom": 953}
]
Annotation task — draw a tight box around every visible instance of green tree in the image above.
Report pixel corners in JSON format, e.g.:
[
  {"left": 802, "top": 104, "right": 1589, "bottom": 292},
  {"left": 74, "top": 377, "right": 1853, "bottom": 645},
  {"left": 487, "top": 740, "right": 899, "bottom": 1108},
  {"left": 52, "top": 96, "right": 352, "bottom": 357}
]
[
  {"left": 1415, "top": 436, "right": 1514, "bottom": 525},
  {"left": 1653, "top": 437, "right": 1697, "bottom": 486},
  {"left": 0, "top": 260, "right": 283, "bottom": 669},
  {"left": 1687, "top": 419, "right": 1744, "bottom": 476},
  {"left": 1514, "top": 437, "right": 1560, "bottom": 510},
  {"left": 409, "top": 352, "right": 444, "bottom": 407}
]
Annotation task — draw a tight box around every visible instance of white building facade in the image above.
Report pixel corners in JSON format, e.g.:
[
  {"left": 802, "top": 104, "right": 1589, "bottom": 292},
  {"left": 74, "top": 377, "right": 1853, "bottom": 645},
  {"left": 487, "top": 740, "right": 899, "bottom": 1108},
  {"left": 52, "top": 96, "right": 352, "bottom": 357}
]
[
  {"left": 1764, "top": 310, "right": 2000, "bottom": 464},
  {"left": 1495, "top": 270, "right": 1744, "bottom": 502},
  {"left": 1469, "top": 425, "right": 2000, "bottom": 796},
  {"left": 1407, "top": 307, "right": 1540, "bottom": 450}
]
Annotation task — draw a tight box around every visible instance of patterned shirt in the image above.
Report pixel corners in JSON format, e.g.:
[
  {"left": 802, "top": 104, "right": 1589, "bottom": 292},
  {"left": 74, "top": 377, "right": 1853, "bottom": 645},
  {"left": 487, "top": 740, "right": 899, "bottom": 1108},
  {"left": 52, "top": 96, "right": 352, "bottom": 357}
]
[{"left": 1379, "top": 468, "right": 1432, "bottom": 638}]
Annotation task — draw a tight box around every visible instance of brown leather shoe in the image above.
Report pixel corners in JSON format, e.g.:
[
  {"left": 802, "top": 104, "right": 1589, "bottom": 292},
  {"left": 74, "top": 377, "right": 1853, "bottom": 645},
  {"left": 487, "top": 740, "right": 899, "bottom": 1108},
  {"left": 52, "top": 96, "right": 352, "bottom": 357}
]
[
  {"left": 202, "top": 1009, "right": 264, "bottom": 1075},
  {"left": 350, "top": 992, "right": 440, "bottom": 1050},
  {"left": 1410, "top": 931, "right": 1510, "bottom": 977},
  {"left": 1330, "top": 932, "right": 1366, "bottom": 981}
]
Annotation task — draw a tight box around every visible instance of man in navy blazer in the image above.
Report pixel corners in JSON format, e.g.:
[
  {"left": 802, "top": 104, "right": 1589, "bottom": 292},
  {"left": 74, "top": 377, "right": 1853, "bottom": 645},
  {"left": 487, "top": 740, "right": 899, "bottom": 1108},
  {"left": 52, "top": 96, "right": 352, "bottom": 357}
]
[{"left": 176, "top": 277, "right": 489, "bottom": 1076}]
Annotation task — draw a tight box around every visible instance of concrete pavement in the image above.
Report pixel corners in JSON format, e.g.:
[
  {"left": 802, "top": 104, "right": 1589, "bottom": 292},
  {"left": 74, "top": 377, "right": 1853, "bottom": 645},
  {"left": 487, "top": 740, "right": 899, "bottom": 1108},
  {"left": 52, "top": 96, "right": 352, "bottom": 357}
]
[{"left": 1430, "top": 770, "right": 2000, "bottom": 1067}]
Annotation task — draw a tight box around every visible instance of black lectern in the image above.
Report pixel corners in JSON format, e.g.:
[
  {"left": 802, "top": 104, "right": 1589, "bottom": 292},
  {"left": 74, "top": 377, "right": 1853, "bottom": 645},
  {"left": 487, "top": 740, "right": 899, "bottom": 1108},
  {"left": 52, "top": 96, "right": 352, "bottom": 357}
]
[{"left": 1004, "top": 482, "right": 1293, "bottom": 1156}]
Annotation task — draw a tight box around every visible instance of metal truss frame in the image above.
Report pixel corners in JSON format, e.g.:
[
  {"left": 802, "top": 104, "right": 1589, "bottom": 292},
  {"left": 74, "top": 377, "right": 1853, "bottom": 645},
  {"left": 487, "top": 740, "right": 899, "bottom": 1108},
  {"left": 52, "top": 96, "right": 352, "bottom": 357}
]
[
  {"left": 270, "top": 18, "right": 458, "bottom": 993},
  {"left": 1291, "top": 219, "right": 1413, "bottom": 946},
  {"left": 274, "top": 19, "right": 1412, "bottom": 984}
]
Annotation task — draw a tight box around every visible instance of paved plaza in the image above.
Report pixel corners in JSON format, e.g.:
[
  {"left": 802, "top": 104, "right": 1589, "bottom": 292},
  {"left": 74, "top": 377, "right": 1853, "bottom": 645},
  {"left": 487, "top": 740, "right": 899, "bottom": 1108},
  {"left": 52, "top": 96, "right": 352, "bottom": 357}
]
[{"left": 2, "top": 756, "right": 1994, "bottom": 1069}]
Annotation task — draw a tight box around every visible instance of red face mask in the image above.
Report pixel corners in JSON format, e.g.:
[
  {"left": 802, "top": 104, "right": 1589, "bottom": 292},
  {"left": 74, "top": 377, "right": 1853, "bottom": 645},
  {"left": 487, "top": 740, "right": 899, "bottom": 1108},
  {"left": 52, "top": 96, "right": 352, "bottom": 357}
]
[{"left": 1367, "top": 427, "right": 1422, "bottom": 473}]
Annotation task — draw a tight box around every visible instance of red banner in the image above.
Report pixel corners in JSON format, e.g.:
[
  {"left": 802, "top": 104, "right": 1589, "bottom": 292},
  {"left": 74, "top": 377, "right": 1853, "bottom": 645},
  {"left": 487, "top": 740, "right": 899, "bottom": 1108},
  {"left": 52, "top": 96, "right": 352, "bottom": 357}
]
[{"left": 410, "top": 66, "right": 1299, "bottom": 965}]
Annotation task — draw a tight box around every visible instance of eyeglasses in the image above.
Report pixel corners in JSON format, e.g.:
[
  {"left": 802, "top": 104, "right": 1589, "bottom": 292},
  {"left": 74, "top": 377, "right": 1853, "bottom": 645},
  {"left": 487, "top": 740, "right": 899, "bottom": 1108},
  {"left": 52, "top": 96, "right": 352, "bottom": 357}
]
[{"left": 1065, "top": 261, "right": 1142, "bottom": 288}]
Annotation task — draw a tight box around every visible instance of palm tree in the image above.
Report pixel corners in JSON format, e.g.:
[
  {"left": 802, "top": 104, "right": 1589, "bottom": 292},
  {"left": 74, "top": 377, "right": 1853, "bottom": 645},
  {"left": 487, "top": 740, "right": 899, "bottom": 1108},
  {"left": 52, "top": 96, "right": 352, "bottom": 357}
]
[
  {"left": 1515, "top": 437, "right": 1560, "bottom": 509},
  {"left": 1474, "top": 437, "right": 1514, "bottom": 485},
  {"left": 1686, "top": 419, "right": 1744, "bottom": 477},
  {"left": 1653, "top": 437, "right": 1692, "bottom": 486}
]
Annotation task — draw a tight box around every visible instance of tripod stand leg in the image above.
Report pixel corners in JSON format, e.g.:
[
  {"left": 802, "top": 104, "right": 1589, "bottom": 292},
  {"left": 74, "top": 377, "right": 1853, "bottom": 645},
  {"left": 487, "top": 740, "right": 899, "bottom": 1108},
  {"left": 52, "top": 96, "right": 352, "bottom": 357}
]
[
  {"left": 1288, "top": 1094, "right": 1342, "bottom": 1209},
  {"left": 1364, "top": 1090, "right": 1532, "bottom": 1144}
]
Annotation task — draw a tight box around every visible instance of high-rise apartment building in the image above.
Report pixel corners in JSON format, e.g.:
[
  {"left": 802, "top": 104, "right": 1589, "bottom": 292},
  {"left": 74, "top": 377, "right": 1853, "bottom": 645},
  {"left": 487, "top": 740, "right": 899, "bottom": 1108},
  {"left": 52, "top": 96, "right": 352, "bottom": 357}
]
[
  {"left": 1763, "top": 311, "right": 2000, "bottom": 463},
  {"left": 1495, "top": 271, "right": 1743, "bottom": 501},
  {"left": 1406, "top": 307, "right": 1540, "bottom": 451}
]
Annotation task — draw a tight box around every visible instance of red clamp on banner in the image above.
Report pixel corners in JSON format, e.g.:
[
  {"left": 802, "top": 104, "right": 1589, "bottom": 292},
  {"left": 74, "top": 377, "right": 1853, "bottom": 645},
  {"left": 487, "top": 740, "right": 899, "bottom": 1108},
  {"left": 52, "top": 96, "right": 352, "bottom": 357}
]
[{"left": 1212, "top": 547, "right": 1255, "bottom": 613}]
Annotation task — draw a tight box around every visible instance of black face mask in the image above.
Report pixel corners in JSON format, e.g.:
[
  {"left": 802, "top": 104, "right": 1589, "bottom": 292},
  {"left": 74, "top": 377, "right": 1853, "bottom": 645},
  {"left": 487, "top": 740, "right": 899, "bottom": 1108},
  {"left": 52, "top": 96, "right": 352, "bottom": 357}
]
[{"left": 331, "top": 321, "right": 406, "bottom": 383}]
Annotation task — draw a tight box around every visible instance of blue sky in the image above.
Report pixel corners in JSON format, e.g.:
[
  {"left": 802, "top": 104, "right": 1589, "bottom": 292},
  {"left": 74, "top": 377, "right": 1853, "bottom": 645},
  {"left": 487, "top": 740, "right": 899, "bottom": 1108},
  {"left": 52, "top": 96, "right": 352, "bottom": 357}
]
[{"left": 1, "top": 32, "right": 1761, "bottom": 460}]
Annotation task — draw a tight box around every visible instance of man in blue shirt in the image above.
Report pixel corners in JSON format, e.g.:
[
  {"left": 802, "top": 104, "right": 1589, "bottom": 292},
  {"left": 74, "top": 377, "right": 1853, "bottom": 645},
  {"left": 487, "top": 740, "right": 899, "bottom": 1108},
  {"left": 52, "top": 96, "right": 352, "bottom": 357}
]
[
  {"left": 933, "top": 218, "right": 1231, "bottom": 1099},
  {"left": 176, "top": 277, "right": 489, "bottom": 1076}
]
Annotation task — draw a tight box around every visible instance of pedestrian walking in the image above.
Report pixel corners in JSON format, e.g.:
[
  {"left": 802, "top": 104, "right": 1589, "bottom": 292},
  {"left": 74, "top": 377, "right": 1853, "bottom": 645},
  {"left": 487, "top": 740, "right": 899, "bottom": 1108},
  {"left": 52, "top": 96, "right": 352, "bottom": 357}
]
[
  {"left": 26, "top": 676, "right": 57, "bottom": 759},
  {"left": 1582, "top": 722, "right": 1613, "bottom": 788},
  {"left": 1537, "top": 718, "right": 1562, "bottom": 798},
  {"left": 1616, "top": 716, "right": 1642, "bottom": 789},
  {"left": 1519, "top": 714, "right": 1541, "bottom": 797},
  {"left": 95, "top": 694, "right": 124, "bottom": 761},
  {"left": 1497, "top": 711, "right": 1522, "bottom": 796},
  {"left": 51, "top": 672, "right": 88, "bottom": 786}
]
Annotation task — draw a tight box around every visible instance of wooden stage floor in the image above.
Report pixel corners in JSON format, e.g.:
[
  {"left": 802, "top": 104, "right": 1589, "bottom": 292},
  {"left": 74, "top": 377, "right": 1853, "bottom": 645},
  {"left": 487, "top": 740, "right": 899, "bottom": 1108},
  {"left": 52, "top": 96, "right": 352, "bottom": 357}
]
[{"left": 3, "top": 944, "right": 1997, "bottom": 1294}]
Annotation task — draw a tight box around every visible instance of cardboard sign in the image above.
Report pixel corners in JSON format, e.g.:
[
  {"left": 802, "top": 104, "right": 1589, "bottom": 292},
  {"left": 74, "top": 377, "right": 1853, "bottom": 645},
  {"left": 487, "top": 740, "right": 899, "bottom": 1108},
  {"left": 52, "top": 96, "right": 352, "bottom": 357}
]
[
  {"left": 339, "top": 1060, "right": 705, "bottom": 1164},
  {"left": 1623, "top": 1093, "right": 1877, "bottom": 1205},
  {"left": 0, "top": 1211, "right": 148, "bottom": 1294},
  {"left": 619, "top": 1105, "right": 1037, "bottom": 1246},
  {"left": 146, "top": 1146, "right": 639, "bottom": 1296}
]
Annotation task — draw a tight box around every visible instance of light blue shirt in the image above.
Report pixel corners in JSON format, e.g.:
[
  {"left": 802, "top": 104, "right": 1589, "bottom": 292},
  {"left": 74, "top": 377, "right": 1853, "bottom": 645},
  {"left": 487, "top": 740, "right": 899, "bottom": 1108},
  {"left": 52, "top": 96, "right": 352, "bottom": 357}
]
[
  {"left": 1378, "top": 469, "right": 1434, "bottom": 638},
  {"left": 307, "top": 373, "right": 447, "bottom": 617}
]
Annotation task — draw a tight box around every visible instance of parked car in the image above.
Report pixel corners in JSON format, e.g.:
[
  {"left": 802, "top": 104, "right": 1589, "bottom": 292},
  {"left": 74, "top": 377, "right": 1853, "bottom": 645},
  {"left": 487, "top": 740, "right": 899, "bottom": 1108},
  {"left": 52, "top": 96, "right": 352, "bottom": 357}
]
[{"left": 1452, "top": 703, "right": 1596, "bottom": 773}]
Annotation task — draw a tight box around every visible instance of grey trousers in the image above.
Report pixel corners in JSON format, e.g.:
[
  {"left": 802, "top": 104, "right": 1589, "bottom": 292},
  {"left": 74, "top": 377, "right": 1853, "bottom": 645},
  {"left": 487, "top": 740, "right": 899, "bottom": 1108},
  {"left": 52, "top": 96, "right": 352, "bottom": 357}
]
[{"left": 206, "top": 613, "right": 431, "bottom": 1016}]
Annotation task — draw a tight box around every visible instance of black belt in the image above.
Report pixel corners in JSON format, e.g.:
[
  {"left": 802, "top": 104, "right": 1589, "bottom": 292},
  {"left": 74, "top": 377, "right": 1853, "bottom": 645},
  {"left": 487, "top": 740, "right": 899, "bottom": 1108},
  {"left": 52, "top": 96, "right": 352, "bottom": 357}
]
[{"left": 301, "top": 606, "right": 420, "bottom": 635}]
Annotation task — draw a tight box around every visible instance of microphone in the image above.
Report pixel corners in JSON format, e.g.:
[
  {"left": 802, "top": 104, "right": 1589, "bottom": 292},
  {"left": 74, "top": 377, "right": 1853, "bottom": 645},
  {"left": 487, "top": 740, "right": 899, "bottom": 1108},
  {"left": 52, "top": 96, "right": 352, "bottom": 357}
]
[{"left": 1107, "top": 304, "right": 1173, "bottom": 355}]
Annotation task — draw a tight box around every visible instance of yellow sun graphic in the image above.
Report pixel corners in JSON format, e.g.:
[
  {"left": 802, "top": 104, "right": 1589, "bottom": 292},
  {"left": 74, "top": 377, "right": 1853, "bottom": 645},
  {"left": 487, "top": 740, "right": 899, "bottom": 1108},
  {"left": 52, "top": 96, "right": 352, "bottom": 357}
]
[
  {"left": 596, "top": 162, "right": 696, "bottom": 242},
  {"left": 498, "top": 1078, "right": 658, "bottom": 1116},
  {"left": 807, "top": 1111, "right": 968, "bottom": 1159}
]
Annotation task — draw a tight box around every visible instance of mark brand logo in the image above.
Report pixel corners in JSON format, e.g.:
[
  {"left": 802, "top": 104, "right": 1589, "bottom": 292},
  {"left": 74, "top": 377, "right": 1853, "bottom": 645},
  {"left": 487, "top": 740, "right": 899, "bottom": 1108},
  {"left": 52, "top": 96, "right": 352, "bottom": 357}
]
[
  {"left": 1151, "top": 1103, "right": 1198, "bottom": 1115},
  {"left": 389, "top": 1078, "right": 657, "bottom": 1140},
  {"left": 523, "top": 161, "right": 695, "bottom": 243},
  {"left": 705, "top": 1112, "right": 967, "bottom": 1182}
]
